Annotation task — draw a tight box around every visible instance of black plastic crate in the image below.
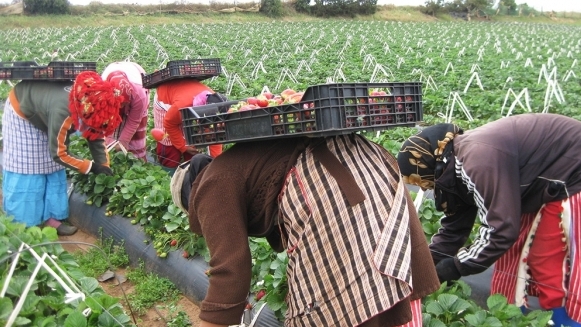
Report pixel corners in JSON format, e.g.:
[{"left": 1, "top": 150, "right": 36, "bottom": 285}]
[
  {"left": 0, "top": 61, "right": 96, "bottom": 80},
  {"left": 47, "top": 61, "right": 97, "bottom": 79},
  {"left": 142, "top": 58, "right": 221, "bottom": 89},
  {"left": 181, "top": 82, "right": 423, "bottom": 147}
]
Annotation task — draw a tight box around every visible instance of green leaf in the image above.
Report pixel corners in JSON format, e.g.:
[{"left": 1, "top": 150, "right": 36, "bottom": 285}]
[
  {"left": 465, "top": 310, "right": 487, "bottom": 326},
  {"left": 427, "top": 318, "right": 447, "bottom": 327},
  {"left": 13, "top": 316, "right": 32, "bottom": 326},
  {"left": 449, "top": 298, "right": 472, "bottom": 313},
  {"left": 0, "top": 297, "right": 14, "bottom": 320},
  {"left": 63, "top": 311, "right": 87, "bottom": 327},
  {"left": 437, "top": 293, "right": 458, "bottom": 310},
  {"left": 425, "top": 301, "right": 444, "bottom": 315},
  {"left": 94, "top": 184, "right": 105, "bottom": 194},
  {"left": 79, "top": 277, "right": 100, "bottom": 293},
  {"left": 486, "top": 293, "right": 507, "bottom": 311},
  {"left": 483, "top": 316, "right": 503, "bottom": 327},
  {"left": 165, "top": 222, "right": 179, "bottom": 232}
]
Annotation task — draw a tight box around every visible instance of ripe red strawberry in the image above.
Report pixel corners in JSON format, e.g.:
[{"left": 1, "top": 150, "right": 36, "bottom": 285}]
[
  {"left": 170, "top": 239, "right": 177, "bottom": 247},
  {"left": 255, "top": 289, "right": 266, "bottom": 301},
  {"left": 151, "top": 128, "right": 166, "bottom": 142},
  {"left": 182, "top": 251, "right": 189, "bottom": 258}
]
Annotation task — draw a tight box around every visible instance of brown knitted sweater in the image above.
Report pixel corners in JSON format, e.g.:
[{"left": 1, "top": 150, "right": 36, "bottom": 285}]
[{"left": 188, "top": 137, "right": 439, "bottom": 326}]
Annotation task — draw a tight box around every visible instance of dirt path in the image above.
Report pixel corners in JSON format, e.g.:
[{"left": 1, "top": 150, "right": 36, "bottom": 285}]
[{"left": 59, "top": 229, "right": 202, "bottom": 327}]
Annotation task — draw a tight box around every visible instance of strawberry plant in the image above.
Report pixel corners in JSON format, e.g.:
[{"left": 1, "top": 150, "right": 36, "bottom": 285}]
[
  {"left": 423, "top": 281, "right": 552, "bottom": 327},
  {"left": 0, "top": 215, "right": 133, "bottom": 326}
]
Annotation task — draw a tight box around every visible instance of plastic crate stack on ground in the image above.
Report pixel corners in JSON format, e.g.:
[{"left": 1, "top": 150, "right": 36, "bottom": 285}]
[
  {"left": 0, "top": 61, "right": 96, "bottom": 80},
  {"left": 181, "top": 82, "right": 423, "bottom": 147},
  {"left": 141, "top": 58, "right": 221, "bottom": 89}
]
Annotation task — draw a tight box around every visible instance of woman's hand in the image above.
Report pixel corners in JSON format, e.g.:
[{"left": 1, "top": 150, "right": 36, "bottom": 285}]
[{"left": 185, "top": 146, "right": 199, "bottom": 156}]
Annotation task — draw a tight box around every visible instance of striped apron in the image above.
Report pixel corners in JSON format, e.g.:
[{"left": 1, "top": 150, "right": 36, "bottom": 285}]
[
  {"left": 279, "top": 135, "right": 413, "bottom": 327},
  {"left": 491, "top": 191, "right": 581, "bottom": 322},
  {"left": 2, "top": 98, "right": 62, "bottom": 174}
]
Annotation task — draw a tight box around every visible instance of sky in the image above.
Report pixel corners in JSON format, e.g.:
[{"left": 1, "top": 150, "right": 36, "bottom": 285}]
[{"left": 1, "top": 0, "right": 580, "bottom": 13}]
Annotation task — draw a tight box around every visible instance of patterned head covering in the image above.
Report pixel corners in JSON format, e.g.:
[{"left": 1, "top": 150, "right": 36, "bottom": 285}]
[
  {"left": 397, "top": 123, "right": 463, "bottom": 190},
  {"left": 69, "top": 71, "right": 125, "bottom": 141},
  {"left": 107, "top": 71, "right": 132, "bottom": 114}
]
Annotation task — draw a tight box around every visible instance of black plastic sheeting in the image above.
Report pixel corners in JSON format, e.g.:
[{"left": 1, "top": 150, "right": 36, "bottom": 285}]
[{"left": 67, "top": 192, "right": 284, "bottom": 327}]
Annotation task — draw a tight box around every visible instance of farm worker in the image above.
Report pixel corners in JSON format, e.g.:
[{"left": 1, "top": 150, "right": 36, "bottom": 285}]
[
  {"left": 101, "top": 61, "right": 150, "bottom": 161},
  {"left": 152, "top": 79, "right": 224, "bottom": 175},
  {"left": 2, "top": 71, "right": 125, "bottom": 236},
  {"left": 397, "top": 113, "right": 581, "bottom": 327},
  {"left": 173, "top": 135, "right": 440, "bottom": 327}
]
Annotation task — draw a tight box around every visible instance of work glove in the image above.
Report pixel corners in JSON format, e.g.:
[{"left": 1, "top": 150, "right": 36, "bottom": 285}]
[
  {"left": 435, "top": 257, "right": 462, "bottom": 284},
  {"left": 90, "top": 163, "right": 113, "bottom": 176}
]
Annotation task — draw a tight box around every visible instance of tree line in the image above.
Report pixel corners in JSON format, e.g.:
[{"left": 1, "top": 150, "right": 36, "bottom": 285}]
[{"left": 3, "top": 0, "right": 543, "bottom": 19}]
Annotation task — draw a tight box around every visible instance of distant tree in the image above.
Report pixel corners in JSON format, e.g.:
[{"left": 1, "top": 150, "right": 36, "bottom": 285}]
[
  {"left": 503, "top": 0, "right": 517, "bottom": 12},
  {"left": 464, "top": 0, "right": 492, "bottom": 14},
  {"left": 309, "top": 0, "right": 377, "bottom": 17},
  {"left": 294, "top": 0, "right": 311, "bottom": 13},
  {"left": 422, "top": 0, "right": 445, "bottom": 16},
  {"left": 445, "top": 0, "right": 467, "bottom": 13},
  {"left": 260, "top": 0, "right": 283, "bottom": 17},
  {"left": 24, "top": 0, "right": 70, "bottom": 14}
]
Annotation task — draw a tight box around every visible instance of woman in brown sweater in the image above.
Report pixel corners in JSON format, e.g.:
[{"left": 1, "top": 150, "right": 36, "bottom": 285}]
[{"left": 177, "top": 134, "right": 439, "bottom": 327}]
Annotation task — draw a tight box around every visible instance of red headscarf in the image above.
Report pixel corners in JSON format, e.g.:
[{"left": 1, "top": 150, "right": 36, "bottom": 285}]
[
  {"left": 107, "top": 71, "right": 132, "bottom": 105},
  {"left": 68, "top": 71, "right": 124, "bottom": 140}
]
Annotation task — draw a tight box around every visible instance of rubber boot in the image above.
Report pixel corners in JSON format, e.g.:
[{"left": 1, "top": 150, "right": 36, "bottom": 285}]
[{"left": 551, "top": 307, "right": 581, "bottom": 327}]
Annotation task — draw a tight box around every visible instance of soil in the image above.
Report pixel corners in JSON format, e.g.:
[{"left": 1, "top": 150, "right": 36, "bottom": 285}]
[{"left": 59, "top": 229, "right": 203, "bottom": 327}]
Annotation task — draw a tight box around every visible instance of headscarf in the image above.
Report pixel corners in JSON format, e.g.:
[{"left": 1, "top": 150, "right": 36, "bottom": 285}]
[
  {"left": 170, "top": 154, "right": 214, "bottom": 213},
  {"left": 193, "top": 91, "right": 229, "bottom": 113},
  {"left": 107, "top": 71, "right": 132, "bottom": 115},
  {"left": 68, "top": 71, "right": 125, "bottom": 141},
  {"left": 397, "top": 123, "right": 463, "bottom": 190}
]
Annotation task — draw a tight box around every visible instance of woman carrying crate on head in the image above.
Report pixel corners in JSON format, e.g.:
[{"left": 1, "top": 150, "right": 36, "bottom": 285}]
[
  {"left": 171, "top": 135, "right": 440, "bottom": 327},
  {"left": 152, "top": 78, "right": 224, "bottom": 175},
  {"left": 2, "top": 71, "right": 125, "bottom": 236},
  {"left": 101, "top": 61, "right": 150, "bottom": 161}
]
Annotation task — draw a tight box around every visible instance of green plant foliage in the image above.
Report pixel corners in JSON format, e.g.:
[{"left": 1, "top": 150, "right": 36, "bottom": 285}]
[
  {"left": 125, "top": 261, "right": 180, "bottom": 315},
  {"left": 0, "top": 215, "right": 133, "bottom": 326}
]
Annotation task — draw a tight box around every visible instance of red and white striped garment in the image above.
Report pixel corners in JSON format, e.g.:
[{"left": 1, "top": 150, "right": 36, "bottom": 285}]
[
  {"left": 153, "top": 92, "right": 173, "bottom": 147},
  {"left": 491, "top": 191, "right": 581, "bottom": 321}
]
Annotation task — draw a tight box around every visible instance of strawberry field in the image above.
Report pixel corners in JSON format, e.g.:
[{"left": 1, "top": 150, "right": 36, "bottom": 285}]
[
  {"left": 1, "top": 20, "right": 580, "bottom": 326},
  {"left": 1, "top": 21, "right": 581, "bottom": 125}
]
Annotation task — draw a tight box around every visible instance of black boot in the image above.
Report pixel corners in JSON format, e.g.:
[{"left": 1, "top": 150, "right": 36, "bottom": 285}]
[{"left": 56, "top": 223, "right": 78, "bottom": 236}]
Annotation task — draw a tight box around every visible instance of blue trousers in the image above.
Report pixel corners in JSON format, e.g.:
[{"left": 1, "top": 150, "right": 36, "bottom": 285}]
[{"left": 2, "top": 170, "right": 68, "bottom": 226}]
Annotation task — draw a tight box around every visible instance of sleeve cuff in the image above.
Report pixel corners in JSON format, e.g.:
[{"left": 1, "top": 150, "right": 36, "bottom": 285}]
[
  {"left": 199, "top": 300, "right": 246, "bottom": 325},
  {"left": 85, "top": 161, "right": 93, "bottom": 175}
]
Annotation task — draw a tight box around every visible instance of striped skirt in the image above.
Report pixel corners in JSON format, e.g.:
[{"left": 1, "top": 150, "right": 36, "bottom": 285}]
[
  {"left": 491, "top": 191, "right": 581, "bottom": 322},
  {"left": 279, "top": 135, "right": 413, "bottom": 327}
]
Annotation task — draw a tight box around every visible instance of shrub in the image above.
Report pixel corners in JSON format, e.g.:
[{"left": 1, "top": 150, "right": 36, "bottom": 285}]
[
  {"left": 24, "top": 0, "right": 70, "bottom": 14},
  {"left": 260, "top": 0, "right": 284, "bottom": 18},
  {"left": 309, "top": 0, "right": 377, "bottom": 18},
  {"left": 293, "top": 0, "right": 311, "bottom": 13}
]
